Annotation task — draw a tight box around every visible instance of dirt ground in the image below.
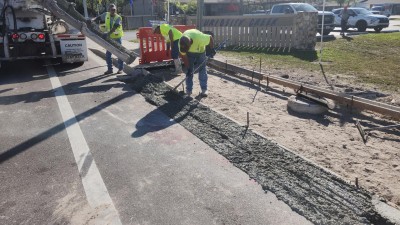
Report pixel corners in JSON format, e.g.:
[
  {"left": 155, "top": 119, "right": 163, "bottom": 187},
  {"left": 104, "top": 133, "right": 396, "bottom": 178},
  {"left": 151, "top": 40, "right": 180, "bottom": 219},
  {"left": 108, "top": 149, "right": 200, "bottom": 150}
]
[{"left": 164, "top": 55, "right": 400, "bottom": 208}]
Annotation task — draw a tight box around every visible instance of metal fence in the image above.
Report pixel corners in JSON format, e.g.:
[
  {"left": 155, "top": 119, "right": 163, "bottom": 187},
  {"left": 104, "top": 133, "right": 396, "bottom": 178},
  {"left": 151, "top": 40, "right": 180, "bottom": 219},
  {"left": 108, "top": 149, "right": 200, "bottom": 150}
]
[{"left": 122, "top": 16, "right": 157, "bottom": 30}]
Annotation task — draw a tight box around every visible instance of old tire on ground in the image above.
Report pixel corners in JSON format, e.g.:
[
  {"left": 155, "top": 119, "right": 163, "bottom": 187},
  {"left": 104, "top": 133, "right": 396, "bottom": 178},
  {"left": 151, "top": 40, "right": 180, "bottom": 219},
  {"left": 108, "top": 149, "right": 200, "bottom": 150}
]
[
  {"left": 356, "top": 20, "right": 367, "bottom": 32},
  {"left": 287, "top": 95, "right": 328, "bottom": 115}
]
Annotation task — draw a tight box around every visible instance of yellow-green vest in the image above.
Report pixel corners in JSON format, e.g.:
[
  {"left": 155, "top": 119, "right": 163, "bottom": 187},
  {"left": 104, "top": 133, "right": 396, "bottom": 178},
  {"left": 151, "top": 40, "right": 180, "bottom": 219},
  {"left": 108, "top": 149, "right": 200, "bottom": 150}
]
[{"left": 105, "top": 12, "right": 124, "bottom": 39}]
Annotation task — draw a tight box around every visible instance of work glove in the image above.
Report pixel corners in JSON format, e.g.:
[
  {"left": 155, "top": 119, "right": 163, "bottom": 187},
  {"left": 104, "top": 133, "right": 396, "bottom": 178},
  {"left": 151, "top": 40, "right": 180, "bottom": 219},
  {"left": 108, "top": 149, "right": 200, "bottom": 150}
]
[{"left": 207, "top": 48, "right": 216, "bottom": 58}]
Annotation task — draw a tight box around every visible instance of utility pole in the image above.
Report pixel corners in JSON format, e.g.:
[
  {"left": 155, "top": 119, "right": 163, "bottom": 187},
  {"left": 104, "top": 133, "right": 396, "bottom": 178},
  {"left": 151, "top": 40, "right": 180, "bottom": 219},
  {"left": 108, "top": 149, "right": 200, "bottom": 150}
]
[
  {"left": 82, "top": 0, "right": 89, "bottom": 18},
  {"left": 197, "top": 0, "right": 204, "bottom": 30},
  {"left": 151, "top": 0, "right": 154, "bottom": 16},
  {"left": 167, "top": 0, "right": 170, "bottom": 22}
]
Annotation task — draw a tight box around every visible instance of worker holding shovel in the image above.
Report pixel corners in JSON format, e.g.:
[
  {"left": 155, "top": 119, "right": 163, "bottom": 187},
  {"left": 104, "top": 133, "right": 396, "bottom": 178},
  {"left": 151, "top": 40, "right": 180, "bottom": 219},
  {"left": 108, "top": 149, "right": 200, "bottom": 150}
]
[
  {"left": 153, "top": 24, "right": 183, "bottom": 75},
  {"left": 179, "top": 29, "right": 215, "bottom": 97}
]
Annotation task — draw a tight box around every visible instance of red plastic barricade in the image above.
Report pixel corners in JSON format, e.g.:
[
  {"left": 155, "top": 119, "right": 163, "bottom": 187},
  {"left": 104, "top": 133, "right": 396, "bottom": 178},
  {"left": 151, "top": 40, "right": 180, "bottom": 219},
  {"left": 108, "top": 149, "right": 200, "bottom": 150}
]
[{"left": 137, "top": 25, "right": 195, "bottom": 64}]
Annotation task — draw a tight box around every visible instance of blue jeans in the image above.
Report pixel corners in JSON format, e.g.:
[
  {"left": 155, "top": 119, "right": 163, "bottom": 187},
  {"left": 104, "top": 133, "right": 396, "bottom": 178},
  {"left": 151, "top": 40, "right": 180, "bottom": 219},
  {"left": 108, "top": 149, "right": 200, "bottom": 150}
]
[
  {"left": 186, "top": 52, "right": 207, "bottom": 93},
  {"left": 171, "top": 40, "right": 179, "bottom": 59},
  {"left": 106, "top": 38, "right": 124, "bottom": 71}
]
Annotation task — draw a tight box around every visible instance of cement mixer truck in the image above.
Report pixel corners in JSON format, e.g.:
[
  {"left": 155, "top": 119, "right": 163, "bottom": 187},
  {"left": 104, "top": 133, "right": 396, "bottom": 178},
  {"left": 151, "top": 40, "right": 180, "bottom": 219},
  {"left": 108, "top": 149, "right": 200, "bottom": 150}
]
[{"left": 0, "top": 0, "right": 137, "bottom": 67}]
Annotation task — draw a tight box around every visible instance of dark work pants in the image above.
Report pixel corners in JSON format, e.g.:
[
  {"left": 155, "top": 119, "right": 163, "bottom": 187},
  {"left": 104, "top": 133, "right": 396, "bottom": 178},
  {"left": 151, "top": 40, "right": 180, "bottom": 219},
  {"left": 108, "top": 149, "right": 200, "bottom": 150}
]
[{"left": 341, "top": 20, "right": 348, "bottom": 33}]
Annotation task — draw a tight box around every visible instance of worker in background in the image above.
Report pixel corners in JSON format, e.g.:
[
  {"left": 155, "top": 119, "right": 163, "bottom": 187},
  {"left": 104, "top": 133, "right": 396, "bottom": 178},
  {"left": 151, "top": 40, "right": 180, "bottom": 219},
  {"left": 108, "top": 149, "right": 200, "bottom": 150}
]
[
  {"left": 179, "top": 29, "right": 215, "bottom": 97},
  {"left": 339, "top": 5, "right": 350, "bottom": 36},
  {"left": 153, "top": 24, "right": 183, "bottom": 75},
  {"left": 92, "top": 4, "right": 124, "bottom": 75}
]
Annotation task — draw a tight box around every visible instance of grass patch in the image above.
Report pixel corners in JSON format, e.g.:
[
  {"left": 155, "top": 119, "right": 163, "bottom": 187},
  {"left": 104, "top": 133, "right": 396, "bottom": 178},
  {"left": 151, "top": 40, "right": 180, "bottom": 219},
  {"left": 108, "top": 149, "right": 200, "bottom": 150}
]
[
  {"left": 219, "top": 33, "right": 400, "bottom": 91},
  {"left": 220, "top": 47, "right": 319, "bottom": 71},
  {"left": 319, "top": 33, "right": 400, "bottom": 90}
]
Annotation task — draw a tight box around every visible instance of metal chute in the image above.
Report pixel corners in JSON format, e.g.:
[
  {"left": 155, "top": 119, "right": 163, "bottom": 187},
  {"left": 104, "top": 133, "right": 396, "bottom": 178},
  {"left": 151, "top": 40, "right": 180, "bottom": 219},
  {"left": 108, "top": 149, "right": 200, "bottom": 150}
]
[{"left": 40, "top": 0, "right": 137, "bottom": 64}]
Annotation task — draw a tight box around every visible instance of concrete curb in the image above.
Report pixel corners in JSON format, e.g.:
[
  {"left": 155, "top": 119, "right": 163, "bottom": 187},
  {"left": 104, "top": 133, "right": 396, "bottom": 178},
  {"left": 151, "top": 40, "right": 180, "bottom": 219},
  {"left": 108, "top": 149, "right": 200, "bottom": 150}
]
[{"left": 89, "top": 47, "right": 400, "bottom": 225}]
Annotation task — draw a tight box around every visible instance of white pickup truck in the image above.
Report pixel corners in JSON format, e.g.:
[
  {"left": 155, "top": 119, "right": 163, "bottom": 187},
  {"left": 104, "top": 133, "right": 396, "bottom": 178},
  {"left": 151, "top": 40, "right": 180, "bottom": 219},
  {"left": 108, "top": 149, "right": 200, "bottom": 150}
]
[
  {"left": 332, "top": 7, "right": 389, "bottom": 32},
  {"left": 270, "top": 3, "right": 335, "bottom": 35},
  {"left": 0, "top": 0, "right": 137, "bottom": 68},
  {"left": 0, "top": 0, "right": 88, "bottom": 66}
]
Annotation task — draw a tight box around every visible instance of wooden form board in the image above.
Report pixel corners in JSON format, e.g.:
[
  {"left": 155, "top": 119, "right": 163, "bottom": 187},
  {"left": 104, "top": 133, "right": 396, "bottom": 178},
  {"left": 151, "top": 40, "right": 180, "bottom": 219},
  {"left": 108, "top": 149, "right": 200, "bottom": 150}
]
[{"left": 208, "top": 58, "right": 400, "bottom": 120}]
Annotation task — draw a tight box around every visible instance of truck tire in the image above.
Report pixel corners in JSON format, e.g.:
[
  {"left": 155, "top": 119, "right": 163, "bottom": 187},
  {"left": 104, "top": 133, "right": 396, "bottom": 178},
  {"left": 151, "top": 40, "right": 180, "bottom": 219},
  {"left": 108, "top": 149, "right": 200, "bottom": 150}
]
[
  {"left": 374, "top": 27, "right": 383, "bottom": 33},
  {"left": 356, "top": 20, "right": 367, "bottom": 32},
  {"left": 322, "top": 30, "right": 331, "bottom": 35},
  {"left": 72, "top": 61, "right": 84, "bottom": 67},
  {"left": 287, "top": 95, "right": 328, "bottom": 115}
]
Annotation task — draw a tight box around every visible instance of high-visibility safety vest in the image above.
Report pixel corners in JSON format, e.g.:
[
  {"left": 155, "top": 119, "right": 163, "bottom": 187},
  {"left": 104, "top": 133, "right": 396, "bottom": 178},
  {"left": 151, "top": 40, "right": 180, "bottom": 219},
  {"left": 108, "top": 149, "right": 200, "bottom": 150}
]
[{"left": 105, "top": 12, "right": 124, "bottom": 39}]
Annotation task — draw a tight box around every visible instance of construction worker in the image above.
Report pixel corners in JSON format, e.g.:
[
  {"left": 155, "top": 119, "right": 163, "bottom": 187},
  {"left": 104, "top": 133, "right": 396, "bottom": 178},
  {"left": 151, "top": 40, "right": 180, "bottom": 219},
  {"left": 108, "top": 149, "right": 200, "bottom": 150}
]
[
  {"left": 153, "top": 24, "right": 183, "bottom": 75},
  {"left": 179, "top": 29, "right": 215, "bottom": 97},
  {"left": 92, "top": 4, "right": 124, "bottom": 75}
]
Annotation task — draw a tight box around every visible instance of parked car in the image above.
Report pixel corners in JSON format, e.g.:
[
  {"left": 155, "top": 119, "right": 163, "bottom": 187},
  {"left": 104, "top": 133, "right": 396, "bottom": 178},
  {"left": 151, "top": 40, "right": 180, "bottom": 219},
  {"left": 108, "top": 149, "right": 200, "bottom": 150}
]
[
  {"left": 244, "top": 9, "right": 270, "bottom": 15},
  {"left": 370, "top": 6, "right": 391, "bottom": 17},
  {"left": 332, "top": 7, "right": 389, "bottom": 32},
  {"left": 253, "top": 9, "right": 270, "bottom": 14},
  {"left": 270, "top": 3, "right": 335, "bottom": 35},
  {"left": 370, "top": 9, "right": 381, "bottom": 15}
]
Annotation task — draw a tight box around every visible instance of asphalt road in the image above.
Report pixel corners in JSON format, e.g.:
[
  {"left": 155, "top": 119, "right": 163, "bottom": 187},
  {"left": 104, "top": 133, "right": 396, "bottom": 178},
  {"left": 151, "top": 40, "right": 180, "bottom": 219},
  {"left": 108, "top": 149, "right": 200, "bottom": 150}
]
[{"left": 0, "top": 42, "right": 312, "bottom": 224}]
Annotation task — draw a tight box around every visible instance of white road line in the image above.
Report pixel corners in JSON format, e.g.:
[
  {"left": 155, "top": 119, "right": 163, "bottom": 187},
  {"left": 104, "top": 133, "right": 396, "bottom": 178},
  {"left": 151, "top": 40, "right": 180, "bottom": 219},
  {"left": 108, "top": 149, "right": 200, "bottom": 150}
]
[{"left": 46, "top": 62, "right": 122, "bottom": 225}]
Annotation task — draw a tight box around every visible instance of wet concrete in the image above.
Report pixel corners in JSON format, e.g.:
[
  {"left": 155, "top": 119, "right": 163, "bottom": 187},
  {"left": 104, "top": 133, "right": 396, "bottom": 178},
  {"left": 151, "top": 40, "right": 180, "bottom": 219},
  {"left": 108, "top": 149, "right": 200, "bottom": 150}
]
[{"left": 129, "top": 71, "right": 393, "bottom": 225}]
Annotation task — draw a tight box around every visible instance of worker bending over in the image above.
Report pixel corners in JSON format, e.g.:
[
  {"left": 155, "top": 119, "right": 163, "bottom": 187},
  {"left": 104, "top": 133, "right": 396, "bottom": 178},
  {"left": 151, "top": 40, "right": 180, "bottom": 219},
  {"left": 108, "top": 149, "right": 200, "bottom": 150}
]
[
  {"left": 179, "top": 29, "right": 215, "bottom": 97},
  {"left": 153, "top": 24, "right": 183, "bottom": 75}
]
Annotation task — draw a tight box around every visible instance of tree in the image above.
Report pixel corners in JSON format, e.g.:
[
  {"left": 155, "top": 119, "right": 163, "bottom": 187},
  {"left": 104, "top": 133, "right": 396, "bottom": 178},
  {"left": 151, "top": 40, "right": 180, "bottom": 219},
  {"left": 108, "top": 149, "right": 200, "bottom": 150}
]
[
  {"left": 336, "top": 0, "right": 346, "bottom": 7},
  {"left": 175, "top": 0, "right": 197, "bottom": 16},
  {"left": 72, "top": 0, "right": 125, "bottom": 16}
]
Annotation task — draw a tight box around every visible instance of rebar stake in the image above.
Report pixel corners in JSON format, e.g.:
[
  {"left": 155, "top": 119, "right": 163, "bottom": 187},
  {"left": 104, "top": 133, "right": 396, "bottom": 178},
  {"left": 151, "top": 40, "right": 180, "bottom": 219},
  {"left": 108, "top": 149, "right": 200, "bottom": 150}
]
[
  {"left": 251, "top": 70, "right": 254, "bottom": 84},
  {"left": 355, "top": 177, "right": 359, "bottom": 189},
  {"left": 247, "top": 112, "right": 250, "bottom": 127}
]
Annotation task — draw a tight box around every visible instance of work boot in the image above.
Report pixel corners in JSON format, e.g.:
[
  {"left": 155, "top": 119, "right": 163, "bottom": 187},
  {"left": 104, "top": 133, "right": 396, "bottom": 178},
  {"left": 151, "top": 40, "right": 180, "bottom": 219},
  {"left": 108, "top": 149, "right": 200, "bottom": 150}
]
[
  {"left": 186, "top": 91, "right": 192, "bottom": 97},
  {"left": 201, "top": 89, "right": 208, "bottom": 97},
  {"left": 117, "top": 69, "right": 123, "bottom": 74},
  {"left": 104, "top": 70, "right": 113, "bottom": 75}
]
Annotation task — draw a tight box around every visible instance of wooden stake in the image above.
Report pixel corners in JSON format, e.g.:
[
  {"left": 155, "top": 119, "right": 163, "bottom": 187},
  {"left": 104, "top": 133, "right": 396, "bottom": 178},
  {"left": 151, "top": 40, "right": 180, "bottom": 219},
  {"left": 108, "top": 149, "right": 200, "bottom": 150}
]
[{"left": 355, "top": 177, "right": 359, "bottom": 188}]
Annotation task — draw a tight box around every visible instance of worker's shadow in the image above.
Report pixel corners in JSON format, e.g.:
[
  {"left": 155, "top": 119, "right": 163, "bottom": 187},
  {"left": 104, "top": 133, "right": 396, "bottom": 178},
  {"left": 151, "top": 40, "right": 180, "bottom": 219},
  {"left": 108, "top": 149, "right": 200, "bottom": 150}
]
[
  {"left": 342, "top": 35, "right": 353, "bottom": 41},
  {"left": 131, "top": 93, "right": 193, "bottom": 138},
  {"left": 131, "top": 108, "right": 175, "bottom": 137}
]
